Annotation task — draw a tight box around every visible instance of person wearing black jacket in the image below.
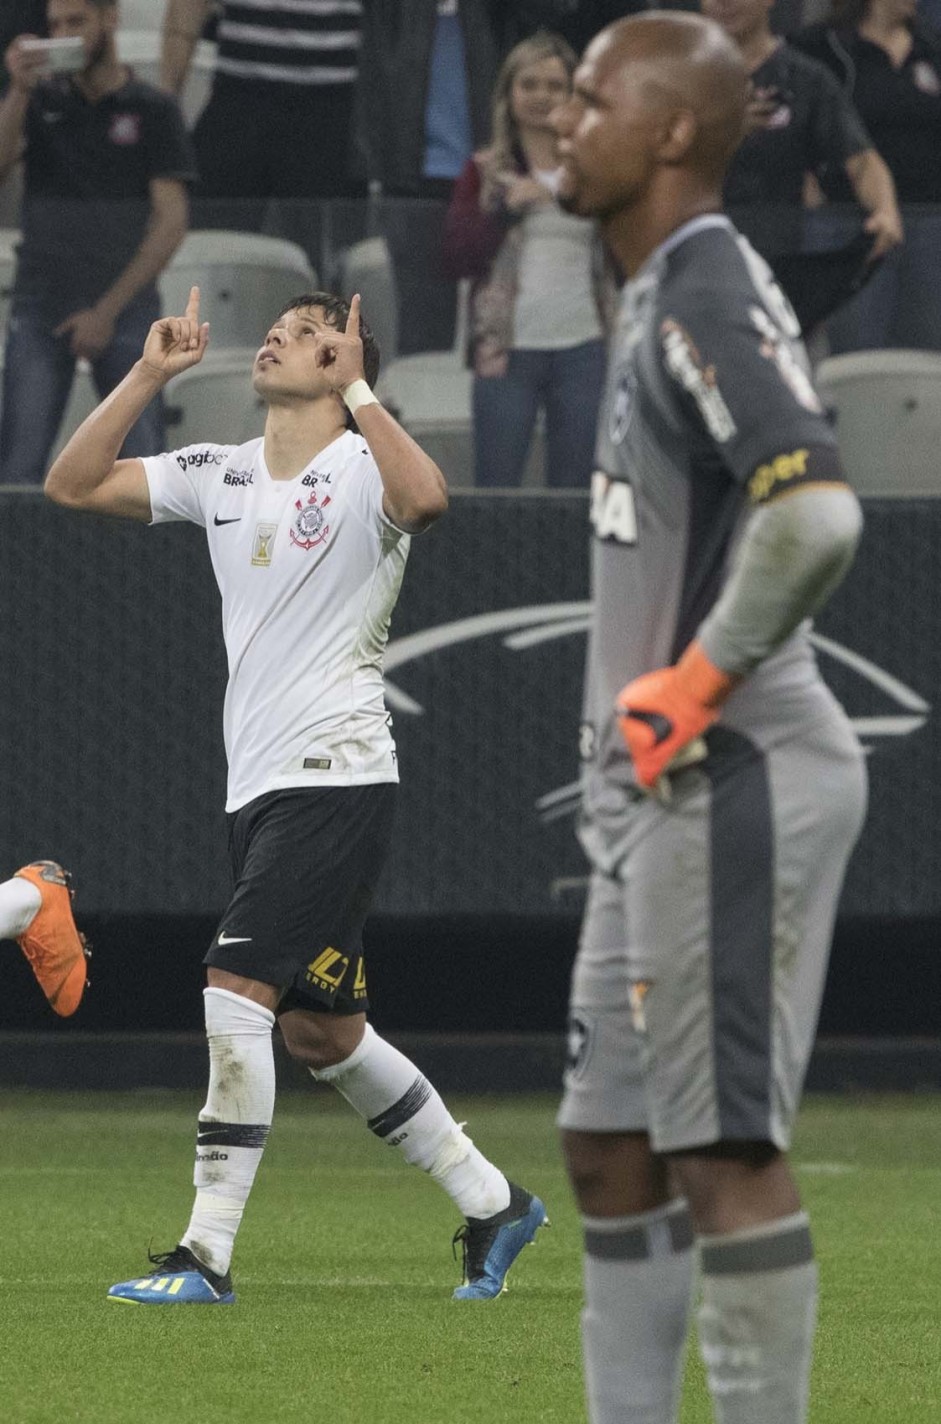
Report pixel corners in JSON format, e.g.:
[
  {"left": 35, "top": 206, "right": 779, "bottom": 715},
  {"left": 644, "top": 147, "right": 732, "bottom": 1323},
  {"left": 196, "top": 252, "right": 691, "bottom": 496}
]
[
  {"left": 0, "top": 0, "right": 194, "bottom": 483},
  {"left": 354, "top": 1, "right": 500, "bottom": 354},
  {"left": 794, "top": 0, "right": 941, "bottom": 349}
]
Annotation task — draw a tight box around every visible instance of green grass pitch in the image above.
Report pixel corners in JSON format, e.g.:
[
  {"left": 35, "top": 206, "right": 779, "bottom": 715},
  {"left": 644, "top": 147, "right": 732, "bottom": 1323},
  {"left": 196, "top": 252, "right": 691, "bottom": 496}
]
[{"left": 0, "top": 1090, "right": 938, "bottom": 1422}]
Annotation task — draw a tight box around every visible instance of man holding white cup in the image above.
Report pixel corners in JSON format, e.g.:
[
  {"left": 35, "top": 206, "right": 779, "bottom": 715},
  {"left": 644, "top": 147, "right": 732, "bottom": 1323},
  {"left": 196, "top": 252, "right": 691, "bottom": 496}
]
[{"left": 0, "top": 0, "right": 196, "bottom": 482}]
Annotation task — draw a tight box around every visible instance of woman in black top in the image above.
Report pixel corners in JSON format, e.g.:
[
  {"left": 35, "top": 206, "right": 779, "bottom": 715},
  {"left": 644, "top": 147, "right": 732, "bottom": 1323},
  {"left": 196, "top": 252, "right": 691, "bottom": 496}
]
[{"left": 795, "top": 0, "right": 941, "bottom": 350}]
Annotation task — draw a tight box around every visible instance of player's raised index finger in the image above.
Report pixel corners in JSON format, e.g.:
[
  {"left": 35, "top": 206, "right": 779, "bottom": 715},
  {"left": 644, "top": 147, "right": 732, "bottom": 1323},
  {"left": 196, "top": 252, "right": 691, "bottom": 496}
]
[
  {"left": 185, "top": 285, "right": 201, "bottom": 322},
  {"left": 346, "top": 292, "right": 361, "bottom": 336}
]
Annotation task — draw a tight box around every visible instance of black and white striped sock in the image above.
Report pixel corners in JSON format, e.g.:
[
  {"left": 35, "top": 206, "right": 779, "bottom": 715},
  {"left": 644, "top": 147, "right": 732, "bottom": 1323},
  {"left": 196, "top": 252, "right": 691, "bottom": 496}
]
[
  {"left": 181, "top": 987, "right": 275, "bottom": 1275},
  {"left": 313, "top": 1024, "right": 511, "bottom": 1218}
]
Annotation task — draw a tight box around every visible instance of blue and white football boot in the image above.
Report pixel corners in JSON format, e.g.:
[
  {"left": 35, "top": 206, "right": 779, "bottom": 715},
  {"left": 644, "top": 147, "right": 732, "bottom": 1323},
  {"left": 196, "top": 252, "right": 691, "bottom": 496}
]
[
  {"left": 452, "top": 1182, "right": 548, "bottom": 1300},
  {"left": 107, "top": 1245, "right": 236, "bottom": 1305}
]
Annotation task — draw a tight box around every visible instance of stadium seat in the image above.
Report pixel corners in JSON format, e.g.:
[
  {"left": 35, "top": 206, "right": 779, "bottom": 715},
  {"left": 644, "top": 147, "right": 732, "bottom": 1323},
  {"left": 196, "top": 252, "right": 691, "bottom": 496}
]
[
  {"left": 816, "top": 349, "right": 941, "bottom": 497},
  {"left": 0, "top": 229, "right": 19, "bottom": 331},
  {"left": 376, "top": 349, "right": 473, "bottom": 483},
  {"left": 159, "top": 231, "right": 316, "bottom": 349},
  {"left": 53, "top": 361, "right": 98, "bottom": 460},
  {"left": 335, "top": 237, "right": 398, "bottom": 367},
  {"left": 377, "top": 279, "right": 546, "bottom": 489},
  {"left": 161, "top": 348, "right": 265, "bottom": 449},
  {"left": 373, "top": 274, "right": 470, "bottom": 485},
  {"left": 377, "top": 350, "right": 547, "bottom": 489}
]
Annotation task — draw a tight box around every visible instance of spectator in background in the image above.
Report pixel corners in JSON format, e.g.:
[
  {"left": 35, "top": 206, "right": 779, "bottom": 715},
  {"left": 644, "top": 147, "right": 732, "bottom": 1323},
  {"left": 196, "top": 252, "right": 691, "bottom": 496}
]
[
  {"left": 355, "top": 1, "right": 499, "bottom": 355},
  {"left": 0, "top": 0, "right": 194, "bottom": 484},
  {"left": 702, "top": 0, "right": 903, "bottom": 267},
  {"left": 794, "top": 0, "right": 941, "bottom": 349},
  {"left": 160, "top": 0, "right": 362, "bottom": 234},
  {"left": 443, "top": 32, "right": 611, "bottom": 488},
  {"left": 0, "top": 1, "right": 45, "bottom": 228}
]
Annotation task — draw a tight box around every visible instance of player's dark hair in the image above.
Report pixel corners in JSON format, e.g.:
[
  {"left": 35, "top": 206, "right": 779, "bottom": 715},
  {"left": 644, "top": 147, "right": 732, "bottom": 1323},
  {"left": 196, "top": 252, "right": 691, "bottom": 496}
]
[{"left": 277, "top": 291, "right": 381, "bottom": 429}]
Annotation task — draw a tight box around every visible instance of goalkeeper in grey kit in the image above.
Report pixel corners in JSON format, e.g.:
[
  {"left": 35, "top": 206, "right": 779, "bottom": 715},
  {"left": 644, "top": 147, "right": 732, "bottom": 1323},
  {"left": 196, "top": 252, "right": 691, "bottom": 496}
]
[{"left": 553, "top": 13, "right": 866, "bottom": 1424}]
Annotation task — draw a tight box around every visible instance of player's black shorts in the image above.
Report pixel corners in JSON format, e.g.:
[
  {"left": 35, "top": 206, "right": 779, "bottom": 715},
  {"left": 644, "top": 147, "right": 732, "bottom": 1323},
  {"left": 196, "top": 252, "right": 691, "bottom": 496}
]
[{"left": 204, "top": 784, "right": 397, "bottom": 1015}]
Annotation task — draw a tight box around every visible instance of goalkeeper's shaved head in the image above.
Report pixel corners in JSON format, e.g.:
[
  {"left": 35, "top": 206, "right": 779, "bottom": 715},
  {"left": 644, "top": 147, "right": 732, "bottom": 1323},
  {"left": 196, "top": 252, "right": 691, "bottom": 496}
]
[
  {"left": 553, "top": 11, "right": 747, "bottom": 269},
  {"left": 606, "top": 12, "right": 747, "bottom": 184}
]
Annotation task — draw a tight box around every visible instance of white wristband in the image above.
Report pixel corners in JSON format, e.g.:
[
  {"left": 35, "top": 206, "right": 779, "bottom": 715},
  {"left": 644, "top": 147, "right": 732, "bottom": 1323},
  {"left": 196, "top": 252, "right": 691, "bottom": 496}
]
[{"left": 342, "top": 379, "right": 379, "bottom": 416}]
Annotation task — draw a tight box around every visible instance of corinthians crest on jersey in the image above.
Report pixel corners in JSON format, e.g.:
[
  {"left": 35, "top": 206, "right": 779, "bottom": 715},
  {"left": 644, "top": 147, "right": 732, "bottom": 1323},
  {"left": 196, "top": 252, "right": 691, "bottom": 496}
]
[{"left": 290, "top": 491, "right": 332, "bottom": 550}]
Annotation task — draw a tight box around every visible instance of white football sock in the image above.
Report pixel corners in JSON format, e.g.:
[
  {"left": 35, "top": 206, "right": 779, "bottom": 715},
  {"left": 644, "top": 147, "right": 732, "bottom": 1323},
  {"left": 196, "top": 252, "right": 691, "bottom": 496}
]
[
  {"left": 581, "top": 1201, "right": 695, "bottom": 1423},
  {"left": 0, "top": 875, "right": 41, "bottom": 940},
  {"left": 697, "top": 1212, "right": 818, "bottom": 1424},
  {"left": 312, "top": 1024, "right": 511, "bottom": 1218},
  {"left": 181, "top": 987, "right": 276, "bottom": 1276}
]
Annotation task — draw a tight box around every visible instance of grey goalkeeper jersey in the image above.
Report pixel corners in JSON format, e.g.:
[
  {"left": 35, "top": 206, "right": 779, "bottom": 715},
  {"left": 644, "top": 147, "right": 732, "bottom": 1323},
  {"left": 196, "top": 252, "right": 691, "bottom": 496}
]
[{"left": 581, "top": 214, "right": 858, "bottom": 863}]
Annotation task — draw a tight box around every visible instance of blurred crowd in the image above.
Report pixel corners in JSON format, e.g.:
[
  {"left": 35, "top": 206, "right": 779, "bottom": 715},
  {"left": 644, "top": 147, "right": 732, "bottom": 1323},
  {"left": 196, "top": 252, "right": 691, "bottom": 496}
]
[{"left": 0, "top": 0, "right": 939, "bottom": 485}]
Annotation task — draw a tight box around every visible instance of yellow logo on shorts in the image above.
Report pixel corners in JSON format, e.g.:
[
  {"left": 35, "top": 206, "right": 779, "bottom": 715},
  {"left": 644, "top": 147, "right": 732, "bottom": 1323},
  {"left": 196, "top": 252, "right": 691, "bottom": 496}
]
[
  {"left": 306, "top": 947, "right": 349, "bottom": 991},
  {"left": 628, "top": 981, "right": 651, "bottom": 1034},
  {"left": 353, "top": 958, "right": 367, "bottom": 1000}
]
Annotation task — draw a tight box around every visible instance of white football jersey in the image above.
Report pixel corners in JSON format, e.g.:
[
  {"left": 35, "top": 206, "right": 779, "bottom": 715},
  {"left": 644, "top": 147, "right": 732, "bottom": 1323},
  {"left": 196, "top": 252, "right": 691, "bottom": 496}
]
[{"left": 143, "top": 430, "right": 409, "bottom": 811}]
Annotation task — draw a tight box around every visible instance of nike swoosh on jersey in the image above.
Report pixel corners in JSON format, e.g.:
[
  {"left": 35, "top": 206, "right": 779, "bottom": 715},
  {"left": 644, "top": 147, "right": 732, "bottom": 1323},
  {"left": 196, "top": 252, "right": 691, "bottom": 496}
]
[
  {"left": 217, "top": 932, "right": 252, "bottom": 945},
  {"left": 213, "top": 515, "right": 242, "bottom": 526}
]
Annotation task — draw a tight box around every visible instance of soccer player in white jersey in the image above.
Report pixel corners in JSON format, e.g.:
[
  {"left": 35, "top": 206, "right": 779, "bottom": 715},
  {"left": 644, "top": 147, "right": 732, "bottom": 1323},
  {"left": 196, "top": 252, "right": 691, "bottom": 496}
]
[
  {"left": 44, "top": 286, "right": 547, "bottom": 1305},
  {"left": 552, "top": 14, "right": 866, "bottom": 1424}
]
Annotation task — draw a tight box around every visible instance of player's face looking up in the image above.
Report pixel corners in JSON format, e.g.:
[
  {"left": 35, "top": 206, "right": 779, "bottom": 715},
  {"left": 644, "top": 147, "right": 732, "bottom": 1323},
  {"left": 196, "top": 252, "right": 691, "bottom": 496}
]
[{"left": 253, "top": 307, "right": 339, "bottom": 402}]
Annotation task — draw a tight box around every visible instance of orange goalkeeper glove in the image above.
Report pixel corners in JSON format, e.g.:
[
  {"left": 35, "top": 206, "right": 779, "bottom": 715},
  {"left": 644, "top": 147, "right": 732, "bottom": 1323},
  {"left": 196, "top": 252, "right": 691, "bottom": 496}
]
[{"left": 615, "top": 641, "right": 738, "bottom": 794}]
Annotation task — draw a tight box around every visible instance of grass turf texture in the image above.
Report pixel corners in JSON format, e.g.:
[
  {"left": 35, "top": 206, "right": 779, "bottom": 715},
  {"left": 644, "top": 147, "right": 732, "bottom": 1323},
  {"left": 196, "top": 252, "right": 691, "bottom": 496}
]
[{"left": 0, "top": 1092, "right": 938, "bottom": 1423}]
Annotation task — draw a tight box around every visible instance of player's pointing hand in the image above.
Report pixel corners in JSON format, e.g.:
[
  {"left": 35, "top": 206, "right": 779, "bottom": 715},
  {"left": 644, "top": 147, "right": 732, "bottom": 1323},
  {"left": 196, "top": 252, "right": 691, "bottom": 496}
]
[
  {"left": 345, "top": 291, "right": 362, "bottom": 337},
  {"left": 312, "top": 293, "right": 366, "bottom": 394},
  {"left": 140, "top": 285, "right": 211, "bottom": 382}
]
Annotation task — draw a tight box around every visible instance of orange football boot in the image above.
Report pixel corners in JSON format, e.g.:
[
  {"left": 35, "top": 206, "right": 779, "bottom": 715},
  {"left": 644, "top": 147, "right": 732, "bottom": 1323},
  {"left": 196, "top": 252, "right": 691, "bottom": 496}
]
[{"left": 14, "top": 861, "right": 90, "bottom": 1016}]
